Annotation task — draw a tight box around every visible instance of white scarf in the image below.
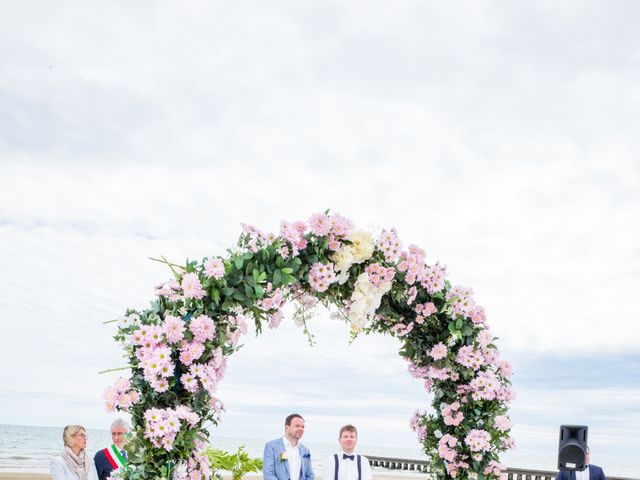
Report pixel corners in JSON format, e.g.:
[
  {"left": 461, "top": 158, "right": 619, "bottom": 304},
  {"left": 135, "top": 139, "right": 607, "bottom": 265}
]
[{"left": 61, "top": 446, "right": 89, "bottom": 480}]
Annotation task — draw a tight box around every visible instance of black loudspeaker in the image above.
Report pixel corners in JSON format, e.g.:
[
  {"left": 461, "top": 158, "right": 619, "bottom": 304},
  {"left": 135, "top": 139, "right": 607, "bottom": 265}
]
[{"left": 558, "top": 425, "right": 588, "bottom": 471}]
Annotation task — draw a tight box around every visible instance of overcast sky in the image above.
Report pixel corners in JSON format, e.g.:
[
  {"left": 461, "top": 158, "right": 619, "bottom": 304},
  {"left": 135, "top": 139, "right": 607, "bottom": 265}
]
[{"left": 1, "top": 1, "right": 639, "bottom": 476}]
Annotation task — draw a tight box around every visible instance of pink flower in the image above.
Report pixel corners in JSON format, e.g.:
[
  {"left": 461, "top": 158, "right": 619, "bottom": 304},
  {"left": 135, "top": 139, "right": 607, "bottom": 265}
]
[
  {"left": 181, "top": 273, "right": 205, "bottom": 299},
  {"left": 442, "top": 402, "right": 464, "bottom": 426},
  {"left": 405, "top": 286, "right": 418, "bottom": 305},
  {"left": 329, "top": 214, "right": 354, "bottom": 237},
  {"left": 484, "top": 460, "right": 506, "bottom": 477},
  {"left": 163, "top": 315, "right": 185, "bottom": 344},
  {"left": 415, "top": 302, "right": 437, "bottom": 317},
  {"left": 497, "top": 360, "right": 513, "bottom": 378},
  {"left": 181, "top": 372, "right": 199, "bottom": 393},
  {"left": 377, "top": 228, "right": 403, "bottom": 262},
  {"left": 494, "top": 415, "right": 512, "bottom": 432},
  {"left": 204, "top": 258, "right": 225, "bottom": 279},
  {"left": 429, "top": 342, "right": 448, "bottom": 360},
  {"left": 308, "top": 262, "right": 337, "bottom": 292},
  {"left": 268, "top": 310, "right": 283, "bottom": 329},
  {"left": 189, "top": 315, "right": 216, "bottom": 342},
  {"left": 464, "top": 429, "right": 491, "bottom": 452},
  {"left": 308, "top": 213, "right": 332, "bottom": 236},
  {"left": 365, "top": 263, "right": 396, "bottom": 286},
  {"left": 456, "top": 345, "right": 484, "bottom": 370},
  {"left": 419, "top": 262, "right": 447, "bottom": 294}
]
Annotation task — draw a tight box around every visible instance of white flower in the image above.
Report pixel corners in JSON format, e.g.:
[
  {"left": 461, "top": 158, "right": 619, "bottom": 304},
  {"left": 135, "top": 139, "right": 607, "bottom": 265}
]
[
  {"left": 434, "top": 430, "right": 443, "bottom": 439},
  {"left": 347, "top": 230, "right": 375, "bottom": 263},
  {"left": 332, "top": 230, "right": 375, "bottom": 275},
  {"left": 347, "top": 273, "right": 392, "bottom": 331}
]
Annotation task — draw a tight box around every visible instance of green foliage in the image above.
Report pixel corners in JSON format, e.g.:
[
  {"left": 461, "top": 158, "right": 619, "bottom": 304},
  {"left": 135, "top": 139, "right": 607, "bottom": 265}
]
[{"left": 206, "top": 446, "right": 263, "bottom": 480}]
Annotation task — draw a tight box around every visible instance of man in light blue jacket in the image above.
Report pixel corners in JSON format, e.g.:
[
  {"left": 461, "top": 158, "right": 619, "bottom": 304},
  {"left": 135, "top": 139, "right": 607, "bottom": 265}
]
[{"left": 263, "top": 413, "right": 314, "bottom": 480}]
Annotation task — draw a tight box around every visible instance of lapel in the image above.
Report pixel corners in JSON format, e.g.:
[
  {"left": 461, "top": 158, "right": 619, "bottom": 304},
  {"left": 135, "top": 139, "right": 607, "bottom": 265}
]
[{"left": 279, "top": 438, "right": 290, "bottom": 478}]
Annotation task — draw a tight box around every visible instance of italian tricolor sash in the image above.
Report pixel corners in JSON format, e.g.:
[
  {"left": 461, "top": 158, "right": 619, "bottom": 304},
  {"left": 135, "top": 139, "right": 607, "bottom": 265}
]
[{"left": 103, "top": 444, "right": 127, "bottom": 471}]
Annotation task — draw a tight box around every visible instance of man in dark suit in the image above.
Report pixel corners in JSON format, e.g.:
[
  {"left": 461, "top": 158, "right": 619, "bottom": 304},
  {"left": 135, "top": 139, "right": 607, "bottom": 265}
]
[
  {"left": 263, "top": 413, "right": 314, "bottom": 480},
  {"left": 556, "top": 447, "right": 605, "bottom": 480},
  {"left": 94, "top": 419, "right": 129, "bottom": 480}
]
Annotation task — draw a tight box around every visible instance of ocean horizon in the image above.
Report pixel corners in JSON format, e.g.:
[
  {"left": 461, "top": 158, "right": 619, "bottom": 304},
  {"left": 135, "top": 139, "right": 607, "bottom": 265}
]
[{"left": 0, "top": 424, "right": 636, "bottom": 477}]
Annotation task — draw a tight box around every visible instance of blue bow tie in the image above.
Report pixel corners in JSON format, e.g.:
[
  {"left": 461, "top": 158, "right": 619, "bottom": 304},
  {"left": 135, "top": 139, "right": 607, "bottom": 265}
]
[{"left": 343, "top": 454, "right": 354, "bottom": 460}]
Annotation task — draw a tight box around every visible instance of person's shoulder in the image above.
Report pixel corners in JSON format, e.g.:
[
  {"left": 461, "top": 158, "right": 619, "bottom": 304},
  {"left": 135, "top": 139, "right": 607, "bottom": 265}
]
[{"left": 94, "top": 448, "right": 106, "bottom": 460}]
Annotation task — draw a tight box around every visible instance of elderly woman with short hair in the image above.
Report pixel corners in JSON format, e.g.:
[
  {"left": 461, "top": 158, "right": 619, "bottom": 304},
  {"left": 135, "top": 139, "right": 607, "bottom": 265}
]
[{"left": 50, "top": 425, "right": 99, "bottom": 480}]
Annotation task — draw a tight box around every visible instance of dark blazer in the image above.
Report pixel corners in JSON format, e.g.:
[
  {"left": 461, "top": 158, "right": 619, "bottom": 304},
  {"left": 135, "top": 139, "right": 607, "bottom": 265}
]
[
  {"left": 556, "top": 464, "right": 605, "bottom": 480},
  {"left": 94, "top": 449, "right": 116, "bottom": 480}
]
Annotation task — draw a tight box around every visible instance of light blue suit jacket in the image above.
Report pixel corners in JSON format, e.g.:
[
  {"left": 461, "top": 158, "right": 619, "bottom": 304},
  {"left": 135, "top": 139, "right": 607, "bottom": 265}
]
[{"left": 263, "top": 438, "right": 314, "bottom": 480}]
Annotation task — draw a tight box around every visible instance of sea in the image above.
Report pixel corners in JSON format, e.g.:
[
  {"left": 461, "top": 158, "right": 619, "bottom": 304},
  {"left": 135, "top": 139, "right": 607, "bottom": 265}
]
[{"left": 0, "top": 425, "right": 636, "bottom": 478}]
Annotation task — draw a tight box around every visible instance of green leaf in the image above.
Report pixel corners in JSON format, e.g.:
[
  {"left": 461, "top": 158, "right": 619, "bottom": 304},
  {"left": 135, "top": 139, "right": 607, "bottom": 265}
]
[
  {"left": 273, "top": 269, "right": 283, "bottom": 286},
  {"left": 254, "top": 285, "right": 265, "bottom": 298},
  {"left": 234, "top": 257, "right": 243, "bottom": 269},
  {"left": 455, "top": 318, "right": 463, "bottom": 330},
  {"left": 281, "top": 267, "right": 294, "bottom": 274},
  {"left": 461, "top": 325, "right": 473, "bottom": 336}
]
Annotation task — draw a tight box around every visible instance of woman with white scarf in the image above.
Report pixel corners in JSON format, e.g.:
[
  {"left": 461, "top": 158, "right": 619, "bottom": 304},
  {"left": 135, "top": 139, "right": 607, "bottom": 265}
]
[{"left": 50, "top": 425, "right": 99, "bottom": 480}]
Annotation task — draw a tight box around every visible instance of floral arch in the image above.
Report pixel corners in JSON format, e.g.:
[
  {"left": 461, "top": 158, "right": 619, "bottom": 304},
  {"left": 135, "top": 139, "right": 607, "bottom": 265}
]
[{"left": 104, "top": 212, "right": 514, "bottom": 480}]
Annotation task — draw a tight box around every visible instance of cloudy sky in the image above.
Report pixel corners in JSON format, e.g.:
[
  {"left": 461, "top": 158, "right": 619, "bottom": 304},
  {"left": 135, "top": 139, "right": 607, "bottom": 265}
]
[{"left": 1, "top": 0, "right": 639, "bottom": 476}]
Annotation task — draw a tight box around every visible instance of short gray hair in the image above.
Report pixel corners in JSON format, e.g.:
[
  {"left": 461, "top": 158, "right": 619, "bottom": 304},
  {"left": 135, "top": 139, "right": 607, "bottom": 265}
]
[{"left": 111, "top": 418, "right": 130, "bottom": 432}]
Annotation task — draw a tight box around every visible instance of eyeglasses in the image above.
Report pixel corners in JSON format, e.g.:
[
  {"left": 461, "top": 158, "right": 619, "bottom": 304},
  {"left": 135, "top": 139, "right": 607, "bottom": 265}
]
[
  {"left": 73, "top": 433, "right": 87, "bottom": 438},
  {"left": 111, "top": 432, "right": 126, "bottom": 436}
]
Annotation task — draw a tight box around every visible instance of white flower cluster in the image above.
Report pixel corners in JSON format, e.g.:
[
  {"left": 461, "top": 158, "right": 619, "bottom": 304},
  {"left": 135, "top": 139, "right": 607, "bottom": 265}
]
[
  {"left": 348, "top": 272, "right": 392, "bottom": 331},
  {"left": 332, "top": 230, "right": 376, "bottom": 283}
]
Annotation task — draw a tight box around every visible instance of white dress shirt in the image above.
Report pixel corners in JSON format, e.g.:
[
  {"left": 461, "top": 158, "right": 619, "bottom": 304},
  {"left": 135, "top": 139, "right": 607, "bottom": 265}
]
[
  {"left": 283, "top": 436, "right": 302, "bottom": 480},
  {"left": 575, "top": 465, "right": 590, "bottom": 480},
  {"left": 322, "top": 451, "right": 372, "bottom": 480}
]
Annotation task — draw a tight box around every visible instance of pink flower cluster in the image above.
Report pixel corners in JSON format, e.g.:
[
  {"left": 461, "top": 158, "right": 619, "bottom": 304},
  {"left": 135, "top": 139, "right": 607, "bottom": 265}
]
[
  {"left": 241, "top": 223, "right": 271, "bottom": 252},
  {"left": 204, "top": 258, "right": 225, "bottom": 279},
  {"left": 365, "top": 263, "right": 395, "bottom": 286},
  {"left": 377, "top": 228, "right": 402, "bottom": 262},
  {"left": 409, "top": 410, "right": 427, "bottom": 441},
  {"left": 464, "top": 429, "right": 492, "bottom": 452},
  {"left": 456, "top": 345, "right": 485, "bottom": 370},
  {"left": 414, "top": 302, "right": 437, "bottom": 324},
  {"left": 469, "top": 370, "right": 502, "bottom": 401},
  {"left": 420, "top": 262, "right": 447, "bottom": 294},
  {"left": 186, "top": 439, "right": 212, "bottom": 480},
  {"left": 260, "top": 285, "right": 286, "bottom": 329},
  {"left": 181, "top": 273, "right": 205, "bottom": 299},
  {"left": 307, "top": 212, "right": 353, "bottom": 250},
  {"left": 484, "top": 460, "right": 506, "bottom": 478},
  {"left": 180, "top": 347, "right": 226, "bottom": 395},
  {"left": 398, "top": 245, "right": 427, "bottom": 285},
  {"left": 141, "top": 345, "right": 175, "bottom": 392},
  {"left": 279, "top": 221, "right": 308, "bottom": 258},
  {"left": 308, "top": 262, "right": 337, "bottom": 292},
  {"left": 407, "top": 360, "right": 427, "bottom": 379},
  {"left": 391, "top": 322, "right": 414, "bottom": 337},
  {"left": 103, "top": 378, "right": 140, "bottom": 412},
  {"left": 143, "top": 405, "right": 199, "bottom": 451},
  {"left": 438, "top": 433, "right": 458, "bottom": 462},
  {"left": 442, "top": 402, "right": 464, "bottom": 426}
]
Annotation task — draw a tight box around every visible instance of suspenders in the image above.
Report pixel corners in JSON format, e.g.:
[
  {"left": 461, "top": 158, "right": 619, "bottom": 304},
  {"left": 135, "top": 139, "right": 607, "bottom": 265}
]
[{"left": 333, "top": 454, "right": 361, "bottom": 480}]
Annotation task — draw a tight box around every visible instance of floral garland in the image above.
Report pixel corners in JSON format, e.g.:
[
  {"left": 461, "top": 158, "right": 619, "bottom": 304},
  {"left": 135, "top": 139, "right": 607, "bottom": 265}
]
[{"left": 104, "top": 212, "right": 514, "bottom": 480}]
